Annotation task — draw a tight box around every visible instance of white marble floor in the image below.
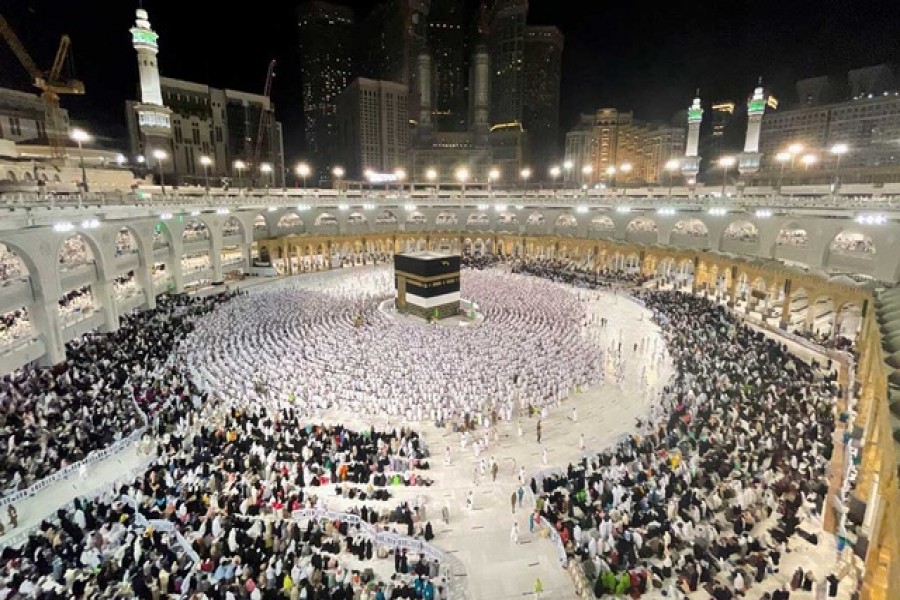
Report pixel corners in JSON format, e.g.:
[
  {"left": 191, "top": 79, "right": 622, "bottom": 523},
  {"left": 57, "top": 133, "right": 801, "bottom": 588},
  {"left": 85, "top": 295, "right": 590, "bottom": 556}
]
[{"left": 0, "top": 270, "right": 858, "bottom": 599}]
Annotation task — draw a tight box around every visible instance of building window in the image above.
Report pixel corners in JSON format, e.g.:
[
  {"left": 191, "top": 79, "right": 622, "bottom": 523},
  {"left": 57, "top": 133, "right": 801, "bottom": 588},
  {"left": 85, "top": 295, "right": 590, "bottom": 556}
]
[
  {"left": 174, "top": 127, "right": 183, "bottom": 144},
  {"left": 215, "top": 126, "right": 222, "bottom": 142},
  {"left": 192, "top": 127, "right": 200, "bottom": 145}
]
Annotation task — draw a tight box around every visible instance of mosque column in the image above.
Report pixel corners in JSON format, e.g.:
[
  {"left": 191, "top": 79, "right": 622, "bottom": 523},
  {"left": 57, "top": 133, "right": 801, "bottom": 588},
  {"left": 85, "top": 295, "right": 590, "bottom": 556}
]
[
  {"left": 727, "top": 266, "right": 738, "bottom": 308},
  {"left": 30, "top": 300, "right": 66, "bottom": 367},
  {"left": 136, "top": 261, "right": 156, "bottom": 310},
  {"left": 243, "top": 244, "right": 252, "bottom": 273},
  {"left": 691, "top": 257, "right": 700, "bottom": 294},
  {"left": 93, "top": 279, "right": 120, "bottom": 334},
  {"left": 805, "top": 300, "right": 817, "bottom": 333},
  {"left": 779, "top": 279, "right": 792, "bottom": 330},
  {"left": 284, "top": 243, "right": 293, "bottom": 275},
  {"left": 211, "top": 236, "right": 223, "bottom": 283}
]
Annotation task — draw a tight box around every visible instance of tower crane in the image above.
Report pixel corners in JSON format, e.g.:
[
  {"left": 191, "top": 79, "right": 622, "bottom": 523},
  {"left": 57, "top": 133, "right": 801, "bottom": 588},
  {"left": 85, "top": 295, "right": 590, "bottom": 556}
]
[
  {"left": 252, "top": 59, "right": 276, "bottom": 175},
  {"left": 0, "top": 13, "right": 85, "bottom": 161}
]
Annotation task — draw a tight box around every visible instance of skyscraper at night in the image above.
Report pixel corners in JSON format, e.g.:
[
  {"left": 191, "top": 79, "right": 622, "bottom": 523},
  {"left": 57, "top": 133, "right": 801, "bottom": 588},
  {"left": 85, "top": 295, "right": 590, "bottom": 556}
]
[
  {"left": 427, "top": 0, "right": 468, "bottom": 132},
  {"left": 487, "top": 0, "right": 528, "bottom": 127},
  {"left": 522, "top": 25, "right": 563, "bottom": 175},
  {"left": 297, "top": 1, "right": 356, "bottom": 172}
]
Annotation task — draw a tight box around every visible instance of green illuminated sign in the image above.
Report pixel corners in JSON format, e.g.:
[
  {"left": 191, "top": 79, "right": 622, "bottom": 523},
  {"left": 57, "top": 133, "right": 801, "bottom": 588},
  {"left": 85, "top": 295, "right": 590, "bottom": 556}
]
[
  {"left": 748, "top": 99, "right": 766, "bottom": 114},
  {"left": 131, "top": 28, "right": 158, "bottom": 48},
  {"left": 688, "top": 107, "right": 703, "bottom": 122}
]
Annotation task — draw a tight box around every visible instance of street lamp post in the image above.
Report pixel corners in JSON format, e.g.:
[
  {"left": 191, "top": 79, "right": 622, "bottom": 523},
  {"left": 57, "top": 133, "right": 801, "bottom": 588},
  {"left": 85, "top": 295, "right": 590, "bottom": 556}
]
[
  {"left": 775, "top": 152, "right": 791, "bottom": 190},
  {"left": 70, "top": 128, "right": 91, "bottom": 193},
  {"left": 295, "top": 162, "right": 311, "bottom": 188},
  {"left": 425, "top": 167, "right": 438, "bottom": 194},
  {"left": 618, "top": 163, "right": 632, "bottom": 196},
  {"left": 394, "top": 167, "right": 407, "bottom": 198},
  {"left": 549, "top": 166, "right": 561, "bottom": 190},
  {"left": 718, "top": 156, "right": 736, "bottom": 198},
  {"left": 487, "top": 167, "right": 499, "bottom": 196},
  {"left": 456, "top": 167, "right": 470, "bottom": 198},
  {"left": 830, "top": 143, "right": 848, "bottom": 190},
  {"left": 153, "top": 149, "right": 168, "bottom": 195},
  {"left": 664, "top": 159, "right": 680, "bottom": 198},
  {"left": 200, "top": 155, "right": 212, "bottom": 192},
  {"left": 260, "top": 162, "right": 273, "bottom": 189},
  {"left": 563, "top": 160, "right": 573, "bottom": 187},
  {"left": 581, "top": 164, "right": 593, "bottom": 190},
  {"left": 332, "top": 166, "right": 345, "bottom": 192},
  {"left": 787, "top": 143, "right": 804, "bottom": 169},
  {"left": 233, "top": 160, "right": 246, "bottom": 190},
  {"left": 520, "top": 168, "right": 531, "bottom": 191}
]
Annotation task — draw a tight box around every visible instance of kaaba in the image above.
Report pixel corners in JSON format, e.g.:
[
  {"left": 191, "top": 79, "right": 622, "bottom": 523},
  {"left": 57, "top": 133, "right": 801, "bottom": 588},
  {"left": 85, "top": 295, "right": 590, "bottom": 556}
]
[{"left": 394, "top": 252, "right": 461, "bottom": 319}]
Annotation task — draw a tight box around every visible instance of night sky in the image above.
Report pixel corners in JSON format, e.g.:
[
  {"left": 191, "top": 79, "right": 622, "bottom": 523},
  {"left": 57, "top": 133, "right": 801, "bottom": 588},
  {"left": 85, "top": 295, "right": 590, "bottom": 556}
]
[{"left": 1, "top": 0, "right": 899, "bottom": 158}]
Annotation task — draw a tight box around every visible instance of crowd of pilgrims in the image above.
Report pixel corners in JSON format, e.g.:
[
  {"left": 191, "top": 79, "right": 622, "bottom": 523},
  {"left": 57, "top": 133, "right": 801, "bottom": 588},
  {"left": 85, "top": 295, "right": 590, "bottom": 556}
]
[
  {"left": 0, "top": 292, "right": 236, "bottom": 499},
  {"left": 511, "top": 258, "right": 651, "bottom": 288},
  {"left": 516, "top": 266, "right": 842, "bottom": 599},
  {"left": 0, "top": 286, "right": 450, "bottom": 599},
  {"left": 182, "top": 268, "right": 605, "bottom": 430}
]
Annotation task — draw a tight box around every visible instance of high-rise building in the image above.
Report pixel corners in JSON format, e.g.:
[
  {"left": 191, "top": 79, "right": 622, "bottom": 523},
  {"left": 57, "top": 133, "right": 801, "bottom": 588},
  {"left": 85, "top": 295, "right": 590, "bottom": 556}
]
[
  {"left": 0, "top": 88, "right": 69, "bottom": 145},
  {"left": 427, "top": 0, "right": 468, "bottom": 132},
  {"left": 564, "top": 108, "right": 685, "bottom": 186},
  {"left": 563, "top": 114, "right": 600, "bottom": 184},
  {"left": 522, "top": 26, "right": 563, "bottom": 176},
  {"left": 126, "top": 77, "right": 285, "bottom": 187},
  {"left": 336, "top": 78, "right": 409, "bottom": 178},
  {"left": 359, "top": 0, "right": 428, "bottom": 129},
  {"left": 297, "top": 1, "right": 356, "bottom": 171},
  {"left": 702, "top": 101, "right": 734, "bottom": 159},
  {"left": 488, "top": 0, "right": 528, "bottom": 127}
]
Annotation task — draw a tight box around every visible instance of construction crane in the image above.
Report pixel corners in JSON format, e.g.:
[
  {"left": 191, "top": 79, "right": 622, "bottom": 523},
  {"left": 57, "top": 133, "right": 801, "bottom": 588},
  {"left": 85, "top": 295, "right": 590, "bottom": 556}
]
[
  {"left": 0, "top": 13, "right": 85, "bottom": 162},
  {"left": 252, "top": 59, "right": 276, "bottom": 176}
]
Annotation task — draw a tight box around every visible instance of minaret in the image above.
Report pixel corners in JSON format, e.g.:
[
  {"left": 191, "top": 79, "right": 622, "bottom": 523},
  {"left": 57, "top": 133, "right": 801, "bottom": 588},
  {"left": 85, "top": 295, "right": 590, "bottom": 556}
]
[
  {"left": 681, "top": 91, "right": 703, "bottom": 180},
  {"left": 416, "top": 51, "right": 433, "bottom": 134},
  {"left": 130, "top": 8, "right": 172, "bottom": 170},
  {"left": 739, "top": 79, "right": 766, "bottom": 176},
  {"left": 471, "top": 44, "right": 490, "bottom": 146}
]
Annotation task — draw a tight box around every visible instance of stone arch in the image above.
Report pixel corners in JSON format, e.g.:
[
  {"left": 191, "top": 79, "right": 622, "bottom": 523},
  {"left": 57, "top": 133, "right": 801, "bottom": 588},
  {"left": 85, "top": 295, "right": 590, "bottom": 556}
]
[
  {"left": 376, "top": 210, "right": 399, "bottom": 224},
  {"left": 721, "top": 220, "right": 759, "bottom": 245},
  {"left": 152, "top": 222, "right": 172, "bottom": 250},
  {"left": 555, "top": 213, "right": 578, "bottom": 235},
  {"left": 114, "top": 226, "right": 141, "bottom": 259},
  {"left": 182, "top": 219, "right": 210, "bottom": 243},
  {"left": 346, "top": 212, "right": 368, "bottom": 232},
  {"left": 5, "top": 171, "right": 15, "bottom": 182},
  {"left": 526, "top": 212, "right": 545, "bottom": 226},
  {"left": 626, "top": 216, "right": 659, "bottom": 244},
  {"left": 315, "top": 212, "right": 338, "bottom": 229},
  {"left": 222, "top": 216, "right": 244, "bottom": 238},
  {"left": 275, "top": 212, "right": 304, "bottom": 233},
  {"left": 435, "top": 211, "right": 458, "bottom": 226},
  {"left": 671, "top": 218, "right": 709, "bottom": 247},
  {"left": 57, "top": 232, "right": 98, "bottom": 271},
  {"left": 467, "top": 211, "right": 490, "bottom": 226},
  {"left": 407, "top": 211, "right": 426, "bottom": 224},
  {"left": 254, "top": 213, "right": 269, "bottom": 233},
  {"left": 825, "top": 230, "right": 876, "bottom": 275},
  {"left": 0, "top": 242, "right": 32, "bottom": 285},
  {"left": 589, "top": 215, "right": 615, "bottom": 234},
  {"left": 776, "top": 223, "right": 809, "bottom": 247},
  {"left": 497, "top": 212, "right": 519, "bottom": 230}
]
